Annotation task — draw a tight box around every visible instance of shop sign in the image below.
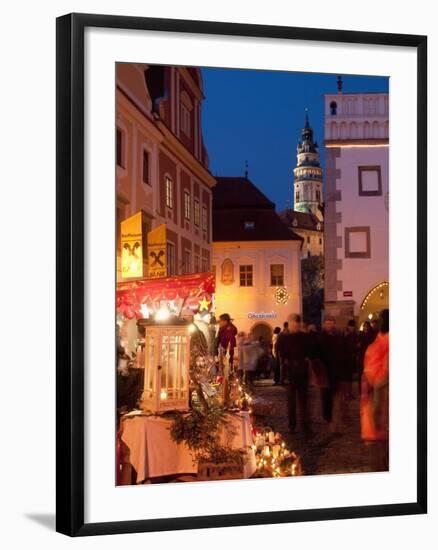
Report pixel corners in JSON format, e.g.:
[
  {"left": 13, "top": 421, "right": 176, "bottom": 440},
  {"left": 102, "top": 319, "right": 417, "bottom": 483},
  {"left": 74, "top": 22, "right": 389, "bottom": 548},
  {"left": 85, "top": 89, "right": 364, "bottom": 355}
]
[
  {"left": 248, "top": 312, "right": 277, "bottom": 319},
  {"left": 121, "top": 211, "right": 143, "bottom": 279},
  {"left": 147, "top": 224, "right": 167, "bottom": 279}
]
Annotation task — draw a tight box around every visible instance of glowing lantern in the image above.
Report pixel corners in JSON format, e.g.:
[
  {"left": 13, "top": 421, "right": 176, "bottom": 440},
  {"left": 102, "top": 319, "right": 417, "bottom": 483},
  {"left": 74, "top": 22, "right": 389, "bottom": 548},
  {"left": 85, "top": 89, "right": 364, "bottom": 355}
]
[{"left": 138, "top": 318, "right": 190, "bottom": 413}]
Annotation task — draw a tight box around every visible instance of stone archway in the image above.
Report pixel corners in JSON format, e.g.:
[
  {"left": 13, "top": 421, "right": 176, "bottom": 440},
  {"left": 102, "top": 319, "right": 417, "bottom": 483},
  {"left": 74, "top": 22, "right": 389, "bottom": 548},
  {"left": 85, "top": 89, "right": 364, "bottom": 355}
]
[
  {"left": 250, "top": 322, "right": 273, "bottom": 345},
  {"left": 358, "top": 281, "right": 389, "bottom": 328}
]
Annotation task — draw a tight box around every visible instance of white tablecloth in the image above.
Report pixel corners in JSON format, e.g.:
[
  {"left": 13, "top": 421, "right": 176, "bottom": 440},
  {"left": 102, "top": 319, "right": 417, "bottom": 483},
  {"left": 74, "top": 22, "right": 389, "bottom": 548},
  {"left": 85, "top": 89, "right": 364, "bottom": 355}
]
[{"left": 121, "top": 411, "right": 256, "bottom": 483}]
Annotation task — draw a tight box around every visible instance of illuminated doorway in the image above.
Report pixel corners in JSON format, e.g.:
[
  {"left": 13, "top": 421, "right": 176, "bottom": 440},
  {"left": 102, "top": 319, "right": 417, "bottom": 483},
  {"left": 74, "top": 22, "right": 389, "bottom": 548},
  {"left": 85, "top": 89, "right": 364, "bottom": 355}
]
[
  {"left": 251, "top": 322, "right": 273, "bottom": 344},
  {"left": 358, "top": 281, "right": 389, "bottom": 328}
]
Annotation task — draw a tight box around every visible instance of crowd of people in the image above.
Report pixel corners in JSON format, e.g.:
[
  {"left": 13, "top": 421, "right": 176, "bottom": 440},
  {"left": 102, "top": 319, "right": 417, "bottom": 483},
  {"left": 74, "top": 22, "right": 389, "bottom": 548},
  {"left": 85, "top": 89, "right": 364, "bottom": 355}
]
[{"left": 214, "top": 310, "right": 389, "bottom": 443}]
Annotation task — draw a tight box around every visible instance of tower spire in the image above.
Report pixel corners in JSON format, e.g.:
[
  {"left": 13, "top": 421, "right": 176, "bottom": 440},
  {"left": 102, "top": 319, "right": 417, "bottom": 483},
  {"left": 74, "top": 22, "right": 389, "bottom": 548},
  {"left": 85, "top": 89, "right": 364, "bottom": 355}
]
[{"left": 293, "top": 112, "right": 323, "bottom": 218}]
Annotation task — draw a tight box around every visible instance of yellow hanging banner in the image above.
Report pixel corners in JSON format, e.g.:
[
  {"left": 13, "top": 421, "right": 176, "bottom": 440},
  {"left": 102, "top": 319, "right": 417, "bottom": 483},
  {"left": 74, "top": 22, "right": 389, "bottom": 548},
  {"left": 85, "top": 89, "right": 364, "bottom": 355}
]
[
  {"left": 147, "top": 224, "right": 167, "bottom": 279},
  {"left": 121, "top": 212, "right": 143, "bottom": 279}
]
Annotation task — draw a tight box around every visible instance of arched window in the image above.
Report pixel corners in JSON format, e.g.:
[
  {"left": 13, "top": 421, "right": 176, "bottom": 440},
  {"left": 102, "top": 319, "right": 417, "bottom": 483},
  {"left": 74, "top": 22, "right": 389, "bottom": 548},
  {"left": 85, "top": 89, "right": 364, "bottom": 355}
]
[
  {"left": 372, "top": 121, "right": 380, "bottom": 138},
  {"left": 330, "top": 101, "right": 337, "bottom": 115},
  {"left": 363, "top": 121, "right": 370, "bottom": 139},
  {"left": 350, "top": 121, "right": 357, "bottom": 138},
  {"left": 330, "top": 121, "right": 338, "bottom": 139},
  {"left": 340, "top": 122, "right": 347, "bottom": 139}
]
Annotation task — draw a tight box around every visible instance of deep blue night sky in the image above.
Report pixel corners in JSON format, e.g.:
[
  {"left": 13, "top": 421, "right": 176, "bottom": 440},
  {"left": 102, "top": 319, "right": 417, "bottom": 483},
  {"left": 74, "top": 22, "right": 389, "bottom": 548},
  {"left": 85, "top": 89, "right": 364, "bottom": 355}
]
[{"left": 201, "top": 68, "right": 388, "bottom": 211}]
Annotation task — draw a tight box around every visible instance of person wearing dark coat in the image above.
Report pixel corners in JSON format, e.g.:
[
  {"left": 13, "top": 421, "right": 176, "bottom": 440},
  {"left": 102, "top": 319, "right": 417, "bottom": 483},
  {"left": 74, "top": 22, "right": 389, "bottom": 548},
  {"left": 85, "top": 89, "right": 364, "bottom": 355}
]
[
  {"left": 344, "top": 319, "right": 360, "bottom": 399},
  {"left": 277, "top": 314, "right": 310, "bottom": 434},
  {"left": 272, "top": 326, "right": 282, "bottom": 385},
  {"left": 318, "top": 317, "right": 347, "bottom": 432}
]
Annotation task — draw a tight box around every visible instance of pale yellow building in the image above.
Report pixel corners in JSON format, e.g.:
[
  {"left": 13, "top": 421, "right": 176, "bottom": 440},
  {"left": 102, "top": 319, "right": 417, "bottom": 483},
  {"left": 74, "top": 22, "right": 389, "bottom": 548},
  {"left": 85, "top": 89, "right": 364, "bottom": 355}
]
[{"left": 212, "top": 177, "right": 303, "bottom": 341}]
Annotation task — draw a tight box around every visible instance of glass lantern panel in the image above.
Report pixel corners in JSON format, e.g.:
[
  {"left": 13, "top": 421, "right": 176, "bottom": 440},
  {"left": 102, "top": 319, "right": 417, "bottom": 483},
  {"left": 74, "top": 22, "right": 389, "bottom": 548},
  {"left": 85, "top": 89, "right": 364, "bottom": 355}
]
[
  {"left": 161, "top": 335, "right": 169, "bottom": 398},
  {"left": 145, "top": 335, "right": 155, "bottom": 399},
  {"left": 180, "top": 335, "right": 188, "bottom": 396},
  {"left": 167, "top": 335, "right": 179, "bottom": 399}
]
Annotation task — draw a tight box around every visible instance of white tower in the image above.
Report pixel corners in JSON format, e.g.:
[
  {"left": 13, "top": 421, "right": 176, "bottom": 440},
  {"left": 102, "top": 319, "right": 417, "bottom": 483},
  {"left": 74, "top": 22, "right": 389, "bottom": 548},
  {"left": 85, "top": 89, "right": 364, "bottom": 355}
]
[{"left": 293, "top": 111, "right": 323, "bottom": 219}]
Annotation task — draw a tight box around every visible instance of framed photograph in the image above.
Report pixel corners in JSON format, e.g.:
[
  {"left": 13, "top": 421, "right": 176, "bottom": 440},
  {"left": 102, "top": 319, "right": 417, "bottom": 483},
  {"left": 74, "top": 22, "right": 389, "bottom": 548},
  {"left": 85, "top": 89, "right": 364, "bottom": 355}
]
[{"left": 56, "top": 12, "right": 427, "bottom": 536}]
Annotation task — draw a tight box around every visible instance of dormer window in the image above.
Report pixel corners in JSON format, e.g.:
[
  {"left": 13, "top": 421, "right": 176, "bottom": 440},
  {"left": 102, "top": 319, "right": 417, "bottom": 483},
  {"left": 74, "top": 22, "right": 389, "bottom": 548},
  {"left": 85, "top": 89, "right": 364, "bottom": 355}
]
[{"left": 244, "top": 221, "right": 255, "bottom": 230}]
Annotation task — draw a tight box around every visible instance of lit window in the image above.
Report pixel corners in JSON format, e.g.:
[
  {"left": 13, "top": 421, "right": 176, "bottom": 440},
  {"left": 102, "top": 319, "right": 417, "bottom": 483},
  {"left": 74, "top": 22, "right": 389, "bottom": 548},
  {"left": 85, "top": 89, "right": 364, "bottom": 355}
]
[
  {"left": 202, "top": 205, "right": 208, "bottom": 232},
  {"left": 184, "top": 191, "right": 191, "bottom": 220},
  {"left": 194, "top": 199, "right": 200, "bottom": 226},
  {"left": 239, "top": 265, "right": 253, "bottom": 287},
  {"left": 165, "top": 176, "right": 173, "bottom": 209},
  {"left": 270, "top": 264, "right": 284, "bottom": 286},
  {"left": 142, "top": 150, "right": 150, "bottom": 185},
  {"left": 166, "top": 242, "right": 175, "bottom": 276},
  {"left": 244, "top": 221, "right": 255, "bottom": 230}
]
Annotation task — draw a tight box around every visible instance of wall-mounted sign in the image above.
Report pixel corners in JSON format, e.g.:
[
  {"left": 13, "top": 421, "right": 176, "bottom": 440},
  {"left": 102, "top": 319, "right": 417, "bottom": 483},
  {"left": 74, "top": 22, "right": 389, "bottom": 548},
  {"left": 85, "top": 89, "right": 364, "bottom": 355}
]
[
  {"left": 248, "top": 312, "right": 277, "bottom": 320},
  {"left": 121, "top": 211, "right": 143, "bottom": 279},
  {"left": 147, "top": 224, "right": 167, "bottom": 279},
  {"left": 343, "top": 291, "right": 353, "bottom": 297},
  {"left": 221, "top": 258, "right": 234, "bottom": 286}
]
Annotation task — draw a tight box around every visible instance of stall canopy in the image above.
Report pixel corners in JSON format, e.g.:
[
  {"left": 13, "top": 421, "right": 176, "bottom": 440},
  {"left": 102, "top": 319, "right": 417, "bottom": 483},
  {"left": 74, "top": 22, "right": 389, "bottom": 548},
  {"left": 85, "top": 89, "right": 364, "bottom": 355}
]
[{"left": 117, "top": 272, "right": 215, "bottom": 320}]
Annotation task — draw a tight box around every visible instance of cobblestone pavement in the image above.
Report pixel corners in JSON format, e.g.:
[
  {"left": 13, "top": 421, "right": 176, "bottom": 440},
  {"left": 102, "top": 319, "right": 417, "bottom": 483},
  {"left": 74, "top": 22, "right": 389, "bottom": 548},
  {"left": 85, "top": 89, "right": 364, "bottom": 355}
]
[{"left": 252, "top": 379, "right": 389, "bottom": 476}]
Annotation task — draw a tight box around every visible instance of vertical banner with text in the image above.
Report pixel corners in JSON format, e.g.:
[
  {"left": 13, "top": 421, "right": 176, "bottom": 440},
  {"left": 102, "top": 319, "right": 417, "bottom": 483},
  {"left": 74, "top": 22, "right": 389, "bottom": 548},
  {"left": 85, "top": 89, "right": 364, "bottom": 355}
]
[
  {"left": 121, "top": 211, "right": 143, "bottom": 279},
  {"left": 147, "top": 224, "right": 167, "bottom": 279}
]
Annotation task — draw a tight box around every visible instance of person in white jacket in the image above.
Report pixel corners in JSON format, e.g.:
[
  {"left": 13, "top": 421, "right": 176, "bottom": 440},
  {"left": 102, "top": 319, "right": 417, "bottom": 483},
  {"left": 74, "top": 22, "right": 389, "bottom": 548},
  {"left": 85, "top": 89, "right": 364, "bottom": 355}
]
[{"left": 240, "top": 333, "right": 263, "bottom": 385}]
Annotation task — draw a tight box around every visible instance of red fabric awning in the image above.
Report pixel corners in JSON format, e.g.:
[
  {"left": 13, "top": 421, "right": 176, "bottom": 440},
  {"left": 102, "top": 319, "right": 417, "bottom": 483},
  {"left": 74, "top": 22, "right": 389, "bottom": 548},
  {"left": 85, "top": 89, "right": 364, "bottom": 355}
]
[{"left": 117, "top": 272, "right": 215, "bottom": 319}]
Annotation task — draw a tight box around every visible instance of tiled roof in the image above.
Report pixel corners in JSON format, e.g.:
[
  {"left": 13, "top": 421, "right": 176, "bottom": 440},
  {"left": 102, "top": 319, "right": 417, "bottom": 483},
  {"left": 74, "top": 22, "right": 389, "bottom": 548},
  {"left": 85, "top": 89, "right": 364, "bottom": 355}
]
[
  {"left": 213, "top": 177, "right": 275, "bottom": 209},
  {"left": 213, "top": 177, "right": 302, "bottom": 242},
  {"left": 278, "top": 209, "right": 324, "bottom": 232}
]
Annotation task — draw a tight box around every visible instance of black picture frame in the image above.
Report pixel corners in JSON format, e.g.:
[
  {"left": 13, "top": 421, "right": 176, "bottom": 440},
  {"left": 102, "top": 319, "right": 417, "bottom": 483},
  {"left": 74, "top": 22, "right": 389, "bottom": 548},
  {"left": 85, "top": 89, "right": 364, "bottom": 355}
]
[{"left": 56, "top": 12, "right": 427, "bottom": 537}]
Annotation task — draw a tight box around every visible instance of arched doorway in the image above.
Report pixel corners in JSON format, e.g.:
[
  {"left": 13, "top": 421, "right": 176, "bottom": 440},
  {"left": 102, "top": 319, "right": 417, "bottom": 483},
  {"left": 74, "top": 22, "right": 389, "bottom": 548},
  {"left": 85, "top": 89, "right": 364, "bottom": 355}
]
[
  {"left": 251, "top": 322, "right": 273, "bottom": 344},
  {"left": 358, "top": 281, "right": 389, "bottom": 328}
]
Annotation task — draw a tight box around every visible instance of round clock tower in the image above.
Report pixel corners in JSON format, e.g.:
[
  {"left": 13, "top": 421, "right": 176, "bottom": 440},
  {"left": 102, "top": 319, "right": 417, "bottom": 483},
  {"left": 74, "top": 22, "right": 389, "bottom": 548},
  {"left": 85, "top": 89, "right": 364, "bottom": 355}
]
[{"left": 293, "top": 111, "right": 323, "bottom": 219}]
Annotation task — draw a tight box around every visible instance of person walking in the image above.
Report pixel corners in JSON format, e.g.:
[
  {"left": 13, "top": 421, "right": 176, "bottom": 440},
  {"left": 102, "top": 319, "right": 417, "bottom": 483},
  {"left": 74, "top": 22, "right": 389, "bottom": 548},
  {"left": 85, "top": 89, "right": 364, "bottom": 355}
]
[
  {"left": 358, "top": 320, "right": 378, "bottom": 394},
  {"left": 215, "top": 313, "right": 238, "bottom": 368},
  {"left": 344, "top": 319, "right": 359, "bottom": 399},
  {"left": 272, "top": 326, "right": 282, "bottom": 385},
  {"left": 277, "top": 314, "right": 311, "bottom": 434},
  {"left": 360, "top": 309, "right": 389, "bottom": 442},
  {"left": 318, "top": 317, "right": 347, "bottom": 433},
  {"left": 240, "top": 332, "right": 263, "bottom": 386}
]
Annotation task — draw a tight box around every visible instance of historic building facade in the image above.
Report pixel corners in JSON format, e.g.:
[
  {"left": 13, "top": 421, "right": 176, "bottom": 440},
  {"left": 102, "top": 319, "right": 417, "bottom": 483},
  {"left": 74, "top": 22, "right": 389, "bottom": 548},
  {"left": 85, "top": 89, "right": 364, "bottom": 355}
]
[
  {"left": 212, "top": 177, "right": 303, "bottom": 340},
  {"left": 279, "top": 113, "right": 324, "bottom": 258},
  {"left": 323, "top": 83, "right": 389, "bottom": 328},
  {"left": 116, "top": 64, "right": 215, "bottom": 282}
]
